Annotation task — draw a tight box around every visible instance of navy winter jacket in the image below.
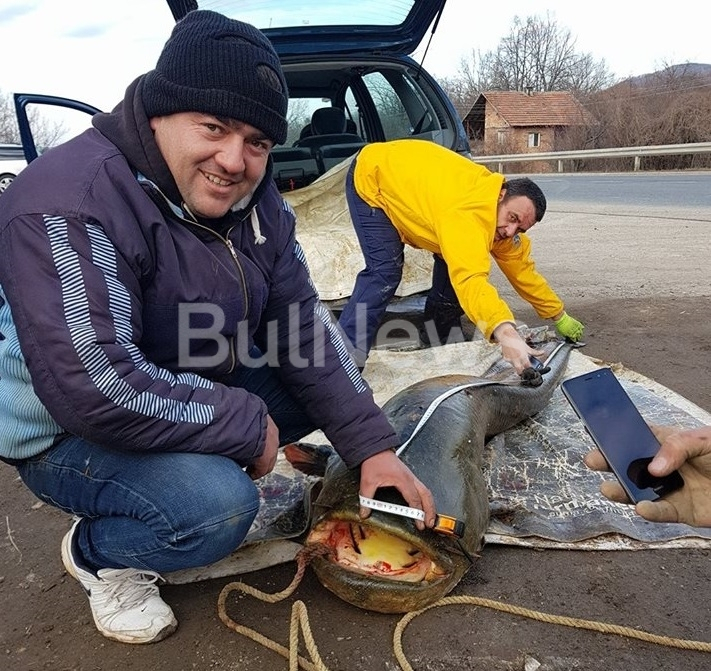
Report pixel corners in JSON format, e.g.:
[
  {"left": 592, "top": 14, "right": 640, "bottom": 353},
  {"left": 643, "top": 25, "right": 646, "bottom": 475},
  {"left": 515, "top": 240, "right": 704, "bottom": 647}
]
[{"left": 0, "top": 81, "right": 397, "bottom": 466}]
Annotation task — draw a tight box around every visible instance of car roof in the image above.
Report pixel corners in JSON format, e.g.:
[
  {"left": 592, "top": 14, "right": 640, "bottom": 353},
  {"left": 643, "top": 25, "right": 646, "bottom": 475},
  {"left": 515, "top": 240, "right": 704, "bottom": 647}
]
[{"left": 165, "top": 0, "right": 448, "bottom": 56}]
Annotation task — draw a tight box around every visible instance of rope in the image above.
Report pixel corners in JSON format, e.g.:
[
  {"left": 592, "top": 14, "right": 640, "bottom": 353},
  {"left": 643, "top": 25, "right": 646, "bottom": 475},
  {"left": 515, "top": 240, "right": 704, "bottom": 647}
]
[
  {"left": 392, "top": 595, "right": 711, "bottom": 671},
  {"left": 218, "top": 548, "right": 711, "bottom": 671},
  {"left": 217, "top": 545, "right": 332, "bottom": 671}
]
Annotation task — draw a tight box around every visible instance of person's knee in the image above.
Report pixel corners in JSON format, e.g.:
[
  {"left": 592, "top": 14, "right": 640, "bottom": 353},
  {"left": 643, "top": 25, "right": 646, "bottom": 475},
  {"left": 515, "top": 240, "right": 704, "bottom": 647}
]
[
  {"left": 170, "top": 485, "right": 260, "bottom": 565},
  {"left": 374, "top": 266, "right": 402, "bottom": 299}
]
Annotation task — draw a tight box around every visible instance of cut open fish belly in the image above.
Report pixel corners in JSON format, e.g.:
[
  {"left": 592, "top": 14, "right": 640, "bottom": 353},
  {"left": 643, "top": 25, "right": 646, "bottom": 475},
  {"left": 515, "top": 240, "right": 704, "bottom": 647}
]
[{"left": 308, "top": 518, "right": 447, "bottom": 582}]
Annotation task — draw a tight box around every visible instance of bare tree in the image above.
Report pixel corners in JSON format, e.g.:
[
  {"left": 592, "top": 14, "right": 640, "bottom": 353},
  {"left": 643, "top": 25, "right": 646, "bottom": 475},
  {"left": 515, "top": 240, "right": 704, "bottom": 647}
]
[
  {"left": 285, "top": 98, "right": 311, "bottom": 146},
  {"left": 586, "top": 61, "right": 711, "bottom": 169},
  {"left": 0, "top": 90, "right": 20, "bottom": 143},
  {"left": 445, "top": 13, "right": 614, "bottom": 96},
  {"left": 437, "top": 74, "right": 476, "bottom": 120},
  {"left": 437, "top": 48, "right": 489, "bottom": 117}
]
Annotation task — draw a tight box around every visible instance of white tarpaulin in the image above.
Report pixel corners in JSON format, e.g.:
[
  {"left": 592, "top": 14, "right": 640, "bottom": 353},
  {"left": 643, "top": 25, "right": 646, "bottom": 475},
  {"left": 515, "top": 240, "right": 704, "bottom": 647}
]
[
  {"left": 166, "top": 343, "right": 711, "bottom": 584},
  {"left": 284, "top": 158, "right": 434, "bottom": 301},
  {"left": 167, "top": 171, "right": 711, "bottom": 583}
]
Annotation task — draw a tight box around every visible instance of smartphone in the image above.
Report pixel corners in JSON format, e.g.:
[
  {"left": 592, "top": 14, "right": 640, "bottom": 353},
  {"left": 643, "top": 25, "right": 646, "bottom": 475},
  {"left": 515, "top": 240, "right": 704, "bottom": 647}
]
[{"left": 561, "top": 367, "right": 684, "bottom": 503}]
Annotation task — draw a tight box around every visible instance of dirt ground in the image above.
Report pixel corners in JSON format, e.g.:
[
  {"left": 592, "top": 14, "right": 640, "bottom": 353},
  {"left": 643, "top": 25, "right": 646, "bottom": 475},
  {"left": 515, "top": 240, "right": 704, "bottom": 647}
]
[{"left": 2, "top": 200, "right": 711, "bottom": 670}]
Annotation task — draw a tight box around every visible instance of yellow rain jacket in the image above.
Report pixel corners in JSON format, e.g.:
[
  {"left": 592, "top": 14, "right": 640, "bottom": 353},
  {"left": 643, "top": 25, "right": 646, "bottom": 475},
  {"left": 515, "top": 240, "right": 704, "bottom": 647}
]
[{"left": 353, "top": 140, "right": 564, "bottom": 339}]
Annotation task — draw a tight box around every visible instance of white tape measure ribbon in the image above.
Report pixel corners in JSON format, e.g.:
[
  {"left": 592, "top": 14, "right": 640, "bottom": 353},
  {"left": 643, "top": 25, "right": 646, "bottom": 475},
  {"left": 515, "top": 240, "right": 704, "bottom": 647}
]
[
  {"left": 359, "top": 496, "right": 465, "bottom": 538},
  {"left": 358, "top": 495, "right": 425, "bottom": 522}
]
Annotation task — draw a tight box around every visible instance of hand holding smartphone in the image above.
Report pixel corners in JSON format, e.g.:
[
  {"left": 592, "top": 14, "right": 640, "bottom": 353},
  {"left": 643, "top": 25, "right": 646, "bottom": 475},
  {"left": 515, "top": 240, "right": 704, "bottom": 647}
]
[{"left": 561, "top": 367, "right": 684, "bottom": 503}]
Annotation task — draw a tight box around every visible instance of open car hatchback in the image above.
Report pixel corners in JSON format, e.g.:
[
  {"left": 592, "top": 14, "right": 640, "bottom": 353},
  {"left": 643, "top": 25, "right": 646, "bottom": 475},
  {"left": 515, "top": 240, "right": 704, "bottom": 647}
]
[
  {"left": 15, "top": 1, "right": 468, "bottom": 195},
  {"left": 166, "top": 0, "right": 470, "bottom": 191},
  {"left": 11, "top": 0, "right": 463, "bottom": 341}
]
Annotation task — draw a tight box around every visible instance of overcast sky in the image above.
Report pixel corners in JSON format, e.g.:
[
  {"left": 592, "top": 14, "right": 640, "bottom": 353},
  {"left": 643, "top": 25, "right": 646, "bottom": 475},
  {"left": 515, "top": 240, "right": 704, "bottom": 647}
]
[{"left": 1, "top": 0, "right": 709, "bottom": 114}]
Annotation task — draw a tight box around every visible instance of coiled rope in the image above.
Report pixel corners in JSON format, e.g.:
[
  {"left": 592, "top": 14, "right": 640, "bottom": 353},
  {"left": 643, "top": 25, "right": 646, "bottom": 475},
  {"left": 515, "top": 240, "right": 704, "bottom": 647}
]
[
  {"left": 392, "top": 595, "right": 711, "bottom": 671},
  {"left": 217, "top": 547, "right": 711, "bottom": 671},
  {"left": 218, "top": 545, "right": 331, "bottom": 671}
]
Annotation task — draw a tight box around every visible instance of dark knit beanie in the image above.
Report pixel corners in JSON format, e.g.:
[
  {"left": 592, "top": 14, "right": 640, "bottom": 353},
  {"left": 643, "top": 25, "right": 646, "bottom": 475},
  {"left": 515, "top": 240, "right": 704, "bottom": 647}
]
[{"left": 143, "top": 10, "right": 288, "bottom": 144}]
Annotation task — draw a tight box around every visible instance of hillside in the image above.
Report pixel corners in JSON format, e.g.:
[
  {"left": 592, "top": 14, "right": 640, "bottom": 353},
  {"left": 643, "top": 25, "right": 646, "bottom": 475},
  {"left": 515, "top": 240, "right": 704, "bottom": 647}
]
[{"left": 611, "top": 62, "right": 711, "bottom": 90}]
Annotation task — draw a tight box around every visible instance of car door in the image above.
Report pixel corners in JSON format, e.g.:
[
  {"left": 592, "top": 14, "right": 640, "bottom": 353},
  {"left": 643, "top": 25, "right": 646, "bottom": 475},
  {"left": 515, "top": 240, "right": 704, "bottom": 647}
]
[
  {"left": 0, "top": 144, "right": 29, "bottom": 194},
  {"left": 13, "top": 93, "right": 101, "bottom": 165}
]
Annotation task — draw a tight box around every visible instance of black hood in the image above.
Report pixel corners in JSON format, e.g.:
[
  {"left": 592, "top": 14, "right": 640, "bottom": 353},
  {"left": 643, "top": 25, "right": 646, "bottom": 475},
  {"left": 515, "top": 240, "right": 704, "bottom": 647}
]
[{"left": 92, "top": 75, "right": 274, "bottom": 233}]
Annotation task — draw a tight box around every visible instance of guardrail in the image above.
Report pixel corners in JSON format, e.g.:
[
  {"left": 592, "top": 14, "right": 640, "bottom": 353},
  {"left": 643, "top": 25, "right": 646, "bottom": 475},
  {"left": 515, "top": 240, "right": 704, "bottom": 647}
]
[{"left": 471, "top": 141, "right": 711, "bottom": 173}]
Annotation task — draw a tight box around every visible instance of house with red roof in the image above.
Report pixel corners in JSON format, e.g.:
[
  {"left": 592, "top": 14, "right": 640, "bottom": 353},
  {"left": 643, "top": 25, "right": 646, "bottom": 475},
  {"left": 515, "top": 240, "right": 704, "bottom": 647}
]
[{"left": 463, "top": 91, "right": 596, "bottom": 158}]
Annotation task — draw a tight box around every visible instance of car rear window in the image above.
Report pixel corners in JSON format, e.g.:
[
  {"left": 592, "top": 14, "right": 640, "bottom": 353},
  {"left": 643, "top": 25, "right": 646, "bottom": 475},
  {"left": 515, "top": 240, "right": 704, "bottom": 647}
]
[{"left": 194, "top": 0, "right": 418, "bottom": 29}]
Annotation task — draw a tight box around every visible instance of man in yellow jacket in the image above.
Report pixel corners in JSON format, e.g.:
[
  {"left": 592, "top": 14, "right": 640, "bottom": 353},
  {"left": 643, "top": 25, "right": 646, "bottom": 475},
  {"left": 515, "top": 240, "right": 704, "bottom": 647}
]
[{"left": 338, "top": 139, "right": 584, "bottom": 374}]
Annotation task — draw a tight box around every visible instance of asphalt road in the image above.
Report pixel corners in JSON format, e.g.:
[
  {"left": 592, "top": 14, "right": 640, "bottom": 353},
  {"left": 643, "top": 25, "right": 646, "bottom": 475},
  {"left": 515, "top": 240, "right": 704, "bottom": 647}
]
[
  {"left": 493, "top": 174, "right": 711, "bottom": 305},
  {"left": 531, "top": 171, "right": 711, "bottom": 208}
]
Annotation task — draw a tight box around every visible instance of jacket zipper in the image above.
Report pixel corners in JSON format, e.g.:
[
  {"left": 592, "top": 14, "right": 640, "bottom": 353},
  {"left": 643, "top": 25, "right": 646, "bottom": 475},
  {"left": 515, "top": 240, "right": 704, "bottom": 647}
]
[
  {"left": 222, "top": 230, "right": 250, "bottom": 373},
  {"left": 145, "top": 181, "right": 252, "bottom": 373},
  {"left": 172, "top": 215, "right": 249, "bottom": 373}
]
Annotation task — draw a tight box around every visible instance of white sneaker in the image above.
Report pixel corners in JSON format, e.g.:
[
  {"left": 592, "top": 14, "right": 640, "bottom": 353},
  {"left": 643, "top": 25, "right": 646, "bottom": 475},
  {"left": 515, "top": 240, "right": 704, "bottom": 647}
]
[{"left": 61, "top": 519, "right": 178, "bottom": 644}]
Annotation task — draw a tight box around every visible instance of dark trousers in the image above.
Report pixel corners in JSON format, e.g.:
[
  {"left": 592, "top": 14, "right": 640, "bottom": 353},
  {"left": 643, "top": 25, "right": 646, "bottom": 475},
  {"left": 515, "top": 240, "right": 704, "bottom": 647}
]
[
  {"left": 16, "top": 349, "right": 316, "bottom": 574},
  {"left": 421, "top": 254, "right": 466, "bottom": 346},
  {"left": 338, "top": 161, "right": 465, "bottom": 358},
  {"left": 338, "top": 161, "right": 405, "bottom": 360}
]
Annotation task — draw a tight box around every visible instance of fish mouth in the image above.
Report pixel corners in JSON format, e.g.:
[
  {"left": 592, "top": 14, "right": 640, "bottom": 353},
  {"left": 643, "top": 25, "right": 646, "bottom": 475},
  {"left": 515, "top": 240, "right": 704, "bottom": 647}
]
[
  {"left": 305, "top": 512, "right": 465, "bottom": 613},
  {"left": 307, "top": 516, "right": 447, "bottom": 583}
]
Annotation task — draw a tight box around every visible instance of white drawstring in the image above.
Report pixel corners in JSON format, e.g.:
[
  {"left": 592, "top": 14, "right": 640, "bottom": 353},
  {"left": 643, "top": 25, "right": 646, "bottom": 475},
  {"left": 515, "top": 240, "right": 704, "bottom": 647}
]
[{"left": 251, "top": 208, "right": 266, "bottom": 245}]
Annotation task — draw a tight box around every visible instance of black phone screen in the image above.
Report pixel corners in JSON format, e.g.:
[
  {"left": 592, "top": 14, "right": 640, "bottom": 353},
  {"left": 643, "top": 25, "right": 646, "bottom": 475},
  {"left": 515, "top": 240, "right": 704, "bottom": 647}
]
[{"left": 561, "top": 367, "right": 684, "bottom": 503}]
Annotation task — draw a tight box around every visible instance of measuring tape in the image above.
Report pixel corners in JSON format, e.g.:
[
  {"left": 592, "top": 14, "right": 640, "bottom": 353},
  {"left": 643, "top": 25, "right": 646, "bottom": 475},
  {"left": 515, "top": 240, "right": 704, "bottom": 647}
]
[
  {"left": 359, "top": 495, "right": 465, "bottom": 538},
  {"left": 395, "top": 340, "right": 567, "bottom": 457}
]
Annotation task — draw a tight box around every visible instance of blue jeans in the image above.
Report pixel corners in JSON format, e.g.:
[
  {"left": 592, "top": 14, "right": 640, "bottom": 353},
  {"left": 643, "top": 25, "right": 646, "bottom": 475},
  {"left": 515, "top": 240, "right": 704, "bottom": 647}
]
[
  {"left": 17, "top": 353, "right": 316, "bottom": 574},
  {"left": 338, "top": 161, "right": 405, "bottom": 360}
]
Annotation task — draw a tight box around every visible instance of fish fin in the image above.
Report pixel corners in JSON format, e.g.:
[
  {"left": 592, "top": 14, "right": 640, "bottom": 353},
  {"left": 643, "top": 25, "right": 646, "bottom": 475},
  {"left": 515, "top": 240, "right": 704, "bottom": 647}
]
[{"left": 283, "top": 442, "right": 334, "bottom": 477}]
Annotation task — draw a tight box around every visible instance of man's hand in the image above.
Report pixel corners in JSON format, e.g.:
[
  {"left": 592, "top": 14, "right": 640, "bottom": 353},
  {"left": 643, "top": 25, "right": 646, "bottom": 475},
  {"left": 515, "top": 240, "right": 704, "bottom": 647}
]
[
  {"left": 246, "top": 415, "right": 279, "bottom": 480},
  {"left": 493, "top": 322, "right": 543, "bottom": 375},
  {"left": 583, "top": 424, "right": 711, "bottom": 527},
  {"left": 358, "top": 449, "right": 436, "bottom": 530},
  {"left": 554, "top": 311, "right": 584, "bottom": 341}
]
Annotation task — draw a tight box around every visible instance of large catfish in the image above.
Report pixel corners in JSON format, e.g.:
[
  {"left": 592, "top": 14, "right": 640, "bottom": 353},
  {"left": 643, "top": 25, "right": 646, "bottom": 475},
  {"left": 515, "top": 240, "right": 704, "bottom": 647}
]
[{"left": 297, "top": 338, "right": 573, "bottom": 613}]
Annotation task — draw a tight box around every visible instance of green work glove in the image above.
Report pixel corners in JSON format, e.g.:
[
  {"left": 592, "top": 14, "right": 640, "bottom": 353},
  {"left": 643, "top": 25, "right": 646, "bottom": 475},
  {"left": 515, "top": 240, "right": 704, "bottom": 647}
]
[{"left": 554, "top": 312, "right": 584, "bottom": 341}]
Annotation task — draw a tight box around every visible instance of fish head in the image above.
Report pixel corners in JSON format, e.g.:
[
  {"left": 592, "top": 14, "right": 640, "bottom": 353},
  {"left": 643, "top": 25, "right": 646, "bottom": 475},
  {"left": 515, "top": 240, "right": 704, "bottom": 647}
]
[{"left": 304, "top": 466, "right": 473, "bottom": 613}]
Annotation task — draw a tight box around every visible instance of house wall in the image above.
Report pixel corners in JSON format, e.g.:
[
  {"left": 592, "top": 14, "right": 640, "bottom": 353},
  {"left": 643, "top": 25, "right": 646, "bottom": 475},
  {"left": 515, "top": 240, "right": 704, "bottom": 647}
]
[
  {"left": 483, "top": 125, "right": 556, "bottom": 153},
  {"left": 479, "top": 119, "right": 562, "bottom": 173}
]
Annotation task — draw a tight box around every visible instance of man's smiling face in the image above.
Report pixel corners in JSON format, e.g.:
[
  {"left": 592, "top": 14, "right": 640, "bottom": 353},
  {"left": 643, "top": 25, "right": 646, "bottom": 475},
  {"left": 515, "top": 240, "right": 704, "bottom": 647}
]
[{"left": 150, "top": 112, "right": 273, "bottom": 219}]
